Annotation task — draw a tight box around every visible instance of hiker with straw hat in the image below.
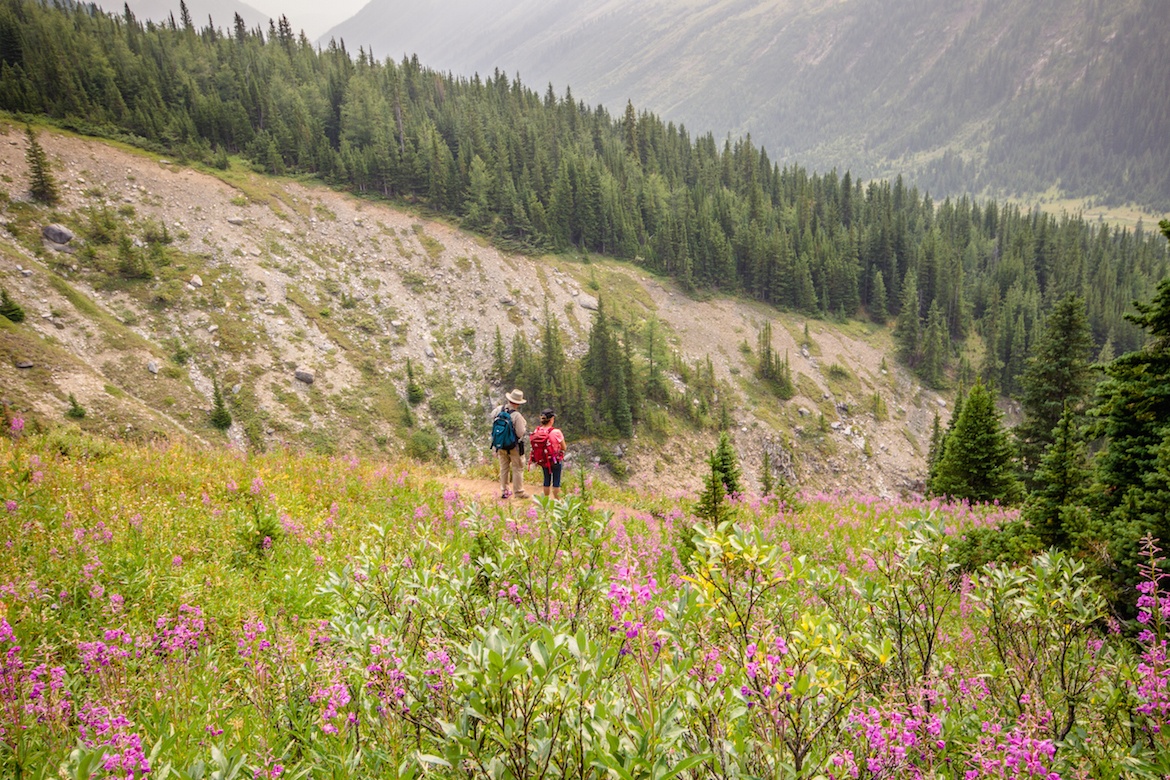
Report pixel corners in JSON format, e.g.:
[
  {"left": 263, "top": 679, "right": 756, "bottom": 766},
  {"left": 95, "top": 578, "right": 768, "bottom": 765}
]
[{"left": 489, "top": 388, "right": 529, "bottom": 499}]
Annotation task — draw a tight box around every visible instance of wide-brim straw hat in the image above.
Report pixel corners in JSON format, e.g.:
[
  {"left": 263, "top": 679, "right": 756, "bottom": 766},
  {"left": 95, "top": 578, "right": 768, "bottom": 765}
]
[{"left": 505, "top": 388, "right": 527, "bottom": 405}]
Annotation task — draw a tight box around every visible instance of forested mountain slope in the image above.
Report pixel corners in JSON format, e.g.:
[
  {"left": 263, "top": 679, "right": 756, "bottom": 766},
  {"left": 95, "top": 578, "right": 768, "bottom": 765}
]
[
  {"left": 324, "top": 0, "right": 1170, "bottom": 212},
  {"left": 0, "top": 126, "right": 943, "bottom": 495},
  {"left": 0, "top": 0, "right": 1167, "bottom": 440}
]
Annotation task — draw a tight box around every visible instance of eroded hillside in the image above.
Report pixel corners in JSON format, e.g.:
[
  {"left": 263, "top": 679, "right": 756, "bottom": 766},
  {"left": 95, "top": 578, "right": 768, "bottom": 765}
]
[{"left": 0, "top": 127, "right": 946, "bottom": 496}]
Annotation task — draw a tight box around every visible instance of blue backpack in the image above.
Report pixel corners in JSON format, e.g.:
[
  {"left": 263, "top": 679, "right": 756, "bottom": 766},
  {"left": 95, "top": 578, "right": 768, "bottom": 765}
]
[{"left": 491, "top": 408, "right": 518, "bottom": 451}]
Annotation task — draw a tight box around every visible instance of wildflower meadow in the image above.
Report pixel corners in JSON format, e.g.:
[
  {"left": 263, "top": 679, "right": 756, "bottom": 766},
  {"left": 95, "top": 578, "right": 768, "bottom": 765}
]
[{"left": 3, "top": 426, "right": 1170, "bottom": 779}]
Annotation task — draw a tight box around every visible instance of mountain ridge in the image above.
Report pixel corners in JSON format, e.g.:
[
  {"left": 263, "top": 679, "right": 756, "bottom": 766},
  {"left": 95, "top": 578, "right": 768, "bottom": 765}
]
[{"left": 322, "top": 0, "right": 1170, "bottom": 212}]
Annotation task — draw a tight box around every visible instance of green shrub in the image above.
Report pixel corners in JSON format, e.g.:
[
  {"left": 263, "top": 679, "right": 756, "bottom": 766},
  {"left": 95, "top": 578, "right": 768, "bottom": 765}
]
[
  {"left": 950, "top": 520, "right": 1041, "bottom": 571},
  {"left": 405, "top": 427, "right": 441, "bottom": 461}
]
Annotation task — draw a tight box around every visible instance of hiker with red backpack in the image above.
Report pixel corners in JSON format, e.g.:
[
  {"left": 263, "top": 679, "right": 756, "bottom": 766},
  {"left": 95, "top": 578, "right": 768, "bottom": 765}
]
[
  {"left": 529, "top": 408, "right": 566, "bottom": 500},
  {"left": 490, "top": 388, "right": 529, "bottom": 499}
]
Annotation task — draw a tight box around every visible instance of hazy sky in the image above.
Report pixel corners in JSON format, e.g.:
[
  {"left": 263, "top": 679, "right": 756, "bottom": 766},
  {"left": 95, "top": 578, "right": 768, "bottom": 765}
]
[{"left": 247, "top": 0, "right": 368, "bottom": 39}]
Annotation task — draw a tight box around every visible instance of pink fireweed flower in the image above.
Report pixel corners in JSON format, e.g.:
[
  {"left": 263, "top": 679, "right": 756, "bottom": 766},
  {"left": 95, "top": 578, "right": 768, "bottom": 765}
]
[
  {"left": 154, "top": 605, "right": 206, "bottom": 657},
  {"left": 77, "top": 702, "right": 150, "bottom": 777}
]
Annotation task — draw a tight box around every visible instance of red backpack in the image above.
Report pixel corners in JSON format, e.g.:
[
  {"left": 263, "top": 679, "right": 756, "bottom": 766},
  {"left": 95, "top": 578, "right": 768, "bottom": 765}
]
[{"left": 529, "top": 426, "right": 564, "bottom": 467}]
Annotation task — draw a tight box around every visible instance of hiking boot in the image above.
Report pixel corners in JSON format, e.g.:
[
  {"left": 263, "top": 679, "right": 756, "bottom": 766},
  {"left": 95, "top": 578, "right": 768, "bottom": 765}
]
[
  {"left": 514, "top": 491, "right": 529, "bottom": 499},
  {"left": 501, "top": 490, "right": 511, "bottom": 499}
]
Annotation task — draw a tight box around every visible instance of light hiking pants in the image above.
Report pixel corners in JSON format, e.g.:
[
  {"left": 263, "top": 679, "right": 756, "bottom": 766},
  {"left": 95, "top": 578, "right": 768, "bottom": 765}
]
[{"left": 497, "top": 447, "right": 525, "bottom": 496}]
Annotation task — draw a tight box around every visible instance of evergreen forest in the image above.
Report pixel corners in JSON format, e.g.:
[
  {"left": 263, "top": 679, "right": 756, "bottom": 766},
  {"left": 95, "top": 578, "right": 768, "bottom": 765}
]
[{"left": 0, "top": 0, "right": 1167, "bottom": 402}]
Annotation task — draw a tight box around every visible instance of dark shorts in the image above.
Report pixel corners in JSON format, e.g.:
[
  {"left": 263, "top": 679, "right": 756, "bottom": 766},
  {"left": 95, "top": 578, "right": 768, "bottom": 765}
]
[{"left": 542, "top": 462, "right": 563, "bottom": 488}]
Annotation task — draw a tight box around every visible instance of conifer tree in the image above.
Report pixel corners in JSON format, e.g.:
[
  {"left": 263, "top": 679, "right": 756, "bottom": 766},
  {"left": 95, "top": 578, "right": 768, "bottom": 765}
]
[
  {"left": 1092, "top": 223, "right": 1170, "bottom": 602},
  {"left": 0, "top": 288, "right": 25, "bottom": 323},
  {"left": 405, "top": 358, "right": 424, "bottom": 405},
  {"left": 712, "top": 431, "right": 742, "bottom": 495},
  {"left": 870, "top": 269, "right": 888, "bottom": 324},
  {"left": 644, "top": 317, "right": 669, "bottom": 403},
  {"left": 1021, "top": 403, "right": 1089, "bottom": 548},
  {"left": 920, "top": 299, "right": 948, "bottom": 388},
  {"left": 611, "top": 346, "right": 633, "bottom": 437},
  {"left": 760, "top": 448, "right": 774, "bottom": 498},
  {"left": 209, "top": 379, "right": 232, "bottom": 430},
  {"left": 695, "top": 450, "right": 728, "bottom": 524},
  {"left": 894, "top": 271, "right": 920, "bottom": 364},
  {"left": 541, "top": 302, "right": 565, "bottom": 390},
  {"left": 1095, "top": 232, "right": 1170, "bottom": 539},
  {"left": 926, "top": 411, "right": 944, "bottom": 476},
  {"left": 1015, "top": 292, "right": 1094, "bottom": 482},
  {"left": 25, "top": 126, "right": 58, "bottom": 206},
  {"left": 491, "top": 327, "right": 506, "bottom": 380},
  {"left": 66, "top": 393, "right": 86, "bottom": 420},
  {"left": 930, "top": 381, "right": 1021, "bottom": 504}
]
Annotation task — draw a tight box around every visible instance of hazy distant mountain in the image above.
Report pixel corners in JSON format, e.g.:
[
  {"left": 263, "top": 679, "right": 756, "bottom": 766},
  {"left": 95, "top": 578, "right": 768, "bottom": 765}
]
[
  {"left": 323, "top": 0, "right": 1170, "bottom": 211},
  {"left": 107, "top": 0, "right": 270, "bottom": 32},
  {"left": 244, "top": 0, "right": 368, "bottom": 40}
]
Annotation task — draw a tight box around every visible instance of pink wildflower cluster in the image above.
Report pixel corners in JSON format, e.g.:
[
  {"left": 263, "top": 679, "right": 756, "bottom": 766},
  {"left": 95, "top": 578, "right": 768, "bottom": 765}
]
[
  {"left": 607, "top": 563, "right": 662, "bottom": 644},
  {"left": 238, "top": 618, "right": 274, "bottom": 683},
  {"left": 153, "top": 604, "right": 206, "bottom": 658},
  {"left": 366, "top": 638, "right": 409, "bottom": 717},
  {"left": 0, "top": 620, "right": 70, "bottom": 743},
  {"left": 77, "top": 702, "right": 150, "bottom": 778},
  {"left": 423, "top": 648, "right": 456, "bottom": 692},
  {"left": 496, "top": 581, "right": 522, "bottom": 605},
  {"left": 1132, "top": 543, "right": 1170, "bottom": 731},
  {"left": 309, "top": 679, "right": 353, "bottom": 734},
  {"left": 78, "top": 629, "right": 141, "bottom": 675},
  {"left": 966, "top": 720, "right": 1059, "bottom": 779},
  {"left": 688, "top": 646, "right": 726, "bottom": 685},
  {"left": 1130, "top": 537, "right": 1170, "bottom": 732},
  {"left": 738, "top": 636, "right": 791, "bottom": 706},
  {"left": 836, "top": 698, "right": 946, "bottom": 779}
]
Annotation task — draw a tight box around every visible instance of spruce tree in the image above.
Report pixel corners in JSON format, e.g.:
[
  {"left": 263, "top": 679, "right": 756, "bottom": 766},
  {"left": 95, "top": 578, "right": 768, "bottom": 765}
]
[
  {"left": 929, "top": 381, "right": 1022, "bottom": 504},
  {"left": 926, "top": 411, "right": 944, "bottom": 475},
  {"left": 1095, "top": 274, "right": 1170, "bottom": 514},
  {"left": 1015, "top": 292, "right": 1095, "bottom": 482},
  {"left": 406, "top": 359, "right": 425, "bottom": 405},
  {"left": 0, "top": 288, "right": 25, "bottom": 323},
  {"left": 695, "top": 450, "right": 728, "bottom": 524},
  {"left": 920, "top": 299, "right": 948, "bottom": 388},
  {"left": 894, "top": 271, "right": 920, "bottom": 364},
  {"left": 491, "top": 326, "right": 507, "bottom": 380},
  {"left": 712, "top": 431, "right": 742, "bottom": 495},
  {"left": 66, "top": 393, "right": 86, "bottom": 420},
  {"left": 1094, "top": 223, "right": 1170, "bottom": 605},
  {"left": 644, "top": 317, "right": 669, "bottom": 403},
  {"left": 209, "top": 379, "right": 232, "bottom": 430},
  {"left": 870, "top": 269, "right": 888, "bottom": 324},
  {"left": 1021, "top": 403, "right": 1089, "bottom": 548},
  {"left": 25, "top": 126, "right": 58, "bottom": 206},
  {"left": 760, "top": 448, "right": 774, "bottom": 497}
]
